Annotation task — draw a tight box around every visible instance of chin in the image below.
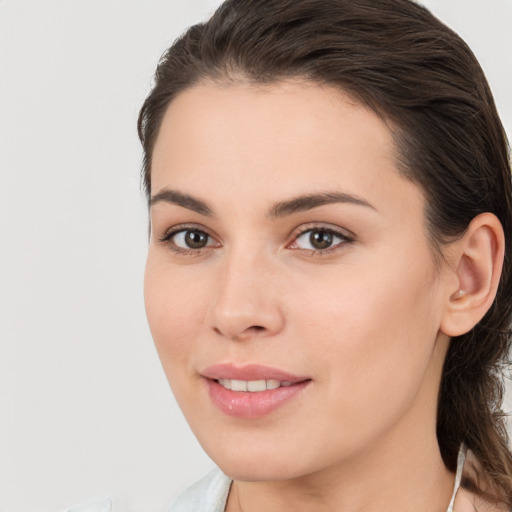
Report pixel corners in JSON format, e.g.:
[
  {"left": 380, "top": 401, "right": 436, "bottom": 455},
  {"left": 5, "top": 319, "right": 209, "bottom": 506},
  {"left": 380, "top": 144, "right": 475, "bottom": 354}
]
[
  {"left": 196, "top": 430, "right": 326, "bottom": 482},
  {"left": 216, "top": 456, "right": 307, "bottom": 482}
]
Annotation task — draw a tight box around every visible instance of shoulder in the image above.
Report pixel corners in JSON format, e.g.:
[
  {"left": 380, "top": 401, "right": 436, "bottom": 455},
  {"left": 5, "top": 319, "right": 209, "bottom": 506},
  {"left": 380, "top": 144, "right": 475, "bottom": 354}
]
[{"left": 168, "top": 467, "right": 232, "bottom": 512}]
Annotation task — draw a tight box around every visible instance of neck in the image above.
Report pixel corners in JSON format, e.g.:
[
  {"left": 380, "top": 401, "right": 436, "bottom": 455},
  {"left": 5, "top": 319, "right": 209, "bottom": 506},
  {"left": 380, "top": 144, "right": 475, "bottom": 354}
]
[
  {"left": 229, "top": 438, "right": 453, "bottom": 512},
  {"left": 227, "top": 417, "right": 454, "bottom": 512}
]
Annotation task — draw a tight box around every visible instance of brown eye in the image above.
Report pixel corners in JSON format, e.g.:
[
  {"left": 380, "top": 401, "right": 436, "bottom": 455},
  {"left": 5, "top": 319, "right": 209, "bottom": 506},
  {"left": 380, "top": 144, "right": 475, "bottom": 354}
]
[
  {"left": 184, "top": 230, "right": 209, "bottom": 249},
  {"left": 291, "top": 227, "right": 352, "bottom": 252},
  {"left": 309, "top": 230, "right": 333, "bottom": 250},
  {"left": 166, "top": 229, "right": 214, "bottom": 250}
]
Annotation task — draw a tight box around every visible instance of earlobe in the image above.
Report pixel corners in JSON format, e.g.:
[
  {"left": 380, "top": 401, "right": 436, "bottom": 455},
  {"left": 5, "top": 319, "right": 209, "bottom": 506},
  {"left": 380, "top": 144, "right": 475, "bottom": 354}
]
[{"left": 440, "top": 213, "right": 505, "bottom": 337}]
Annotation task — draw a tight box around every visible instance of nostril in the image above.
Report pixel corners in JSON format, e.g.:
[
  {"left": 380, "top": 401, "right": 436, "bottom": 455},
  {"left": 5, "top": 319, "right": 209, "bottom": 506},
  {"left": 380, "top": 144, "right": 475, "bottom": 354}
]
[
  {"left": 239, "top": 325, "right": 267, "bottom": 340},
  {"left": 213, "top": 324, "right": 266, "bottom": 339},
  {"left": 246, "top": 325, "right": 267, "bottom": 337}
]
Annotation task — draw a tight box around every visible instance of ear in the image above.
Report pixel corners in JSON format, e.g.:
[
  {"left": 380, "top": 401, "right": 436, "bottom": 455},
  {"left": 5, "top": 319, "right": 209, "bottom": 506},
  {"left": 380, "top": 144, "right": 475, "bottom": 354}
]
[{"left": 440, "top": 212, "right": 505, "bottom": 337}]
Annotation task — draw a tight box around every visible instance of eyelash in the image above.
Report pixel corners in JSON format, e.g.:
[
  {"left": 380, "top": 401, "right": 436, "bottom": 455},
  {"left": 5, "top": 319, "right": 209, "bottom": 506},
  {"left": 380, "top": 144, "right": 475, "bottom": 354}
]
[
  {"left": 289, "top": 225, "right": 355, "bottom": 255},
  {"left": 158, "top": 225, "right": 217, "bottom": 257},
  {"left": 158, "top": 224, "right": 355, "bottom": 256}
]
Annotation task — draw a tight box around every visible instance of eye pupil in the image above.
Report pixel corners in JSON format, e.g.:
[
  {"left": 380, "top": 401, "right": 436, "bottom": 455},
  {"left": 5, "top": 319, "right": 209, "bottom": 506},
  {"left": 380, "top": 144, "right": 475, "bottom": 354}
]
[
  {"left": 185, "top": 230, "right": 208, "bottom": 249},
  {"left": 310, "top": 230, "right": 333, "bottom": 249}
]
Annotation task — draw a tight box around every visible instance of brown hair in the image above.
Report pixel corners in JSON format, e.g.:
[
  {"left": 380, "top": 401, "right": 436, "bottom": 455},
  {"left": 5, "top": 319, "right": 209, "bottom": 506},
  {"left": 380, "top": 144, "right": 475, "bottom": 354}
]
[{"left": 138, "top": 0, "right": 512, "bottom": 503}]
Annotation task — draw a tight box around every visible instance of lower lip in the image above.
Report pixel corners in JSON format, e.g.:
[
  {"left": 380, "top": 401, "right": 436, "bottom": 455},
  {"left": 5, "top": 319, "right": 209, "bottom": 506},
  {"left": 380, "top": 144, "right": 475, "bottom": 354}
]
[{"left": 206, "top": 379, "right": 310, "bottom": 419}]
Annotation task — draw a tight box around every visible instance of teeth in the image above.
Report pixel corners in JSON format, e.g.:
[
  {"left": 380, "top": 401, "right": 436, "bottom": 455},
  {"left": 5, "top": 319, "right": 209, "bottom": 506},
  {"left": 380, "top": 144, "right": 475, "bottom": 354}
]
[
  {"left": 217, "top": 379, "right": 291, "bottom": 392},
  {"left": 218, "top": 378, "right": 232, "bottom": 390},
  {"left": 231, "top": 379, "right": 248, "bottom": 392},
  {"left": 247, "top": 380, "right": 266, "bottom": 392},
  {"left": 266, "top": 379, "right": 280, "bottom": 390}
]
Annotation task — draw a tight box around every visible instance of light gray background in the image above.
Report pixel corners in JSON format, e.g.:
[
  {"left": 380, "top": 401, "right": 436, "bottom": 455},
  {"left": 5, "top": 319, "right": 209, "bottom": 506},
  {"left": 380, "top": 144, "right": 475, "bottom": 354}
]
[{"left": 0, "top": 1, "right": 510, "bottom": 511}]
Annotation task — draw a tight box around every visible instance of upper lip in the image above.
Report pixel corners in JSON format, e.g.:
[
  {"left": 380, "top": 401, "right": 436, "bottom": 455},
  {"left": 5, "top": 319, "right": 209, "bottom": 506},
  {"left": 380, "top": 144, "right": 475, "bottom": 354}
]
[{"left": 201, "top": 363, "right": 309, "bottom": 382}]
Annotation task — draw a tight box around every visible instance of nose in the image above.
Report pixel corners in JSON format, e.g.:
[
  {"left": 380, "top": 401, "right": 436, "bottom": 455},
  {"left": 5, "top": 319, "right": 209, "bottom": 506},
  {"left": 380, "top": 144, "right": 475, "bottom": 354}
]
[{"left": 209, "top": 247, "right": 285, "bottom": 341}]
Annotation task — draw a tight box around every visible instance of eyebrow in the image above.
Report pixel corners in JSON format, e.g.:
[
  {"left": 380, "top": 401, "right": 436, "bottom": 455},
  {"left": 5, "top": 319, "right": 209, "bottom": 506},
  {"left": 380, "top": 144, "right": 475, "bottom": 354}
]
[
  {"left": 150, "top": 189, "right": 213, "bottom": 216},
  {"left": 150, "top": 188, "right": 375, "bottom": 218},
  {"left": 267, "top": 191, "right": 376, "bottom": 218}
]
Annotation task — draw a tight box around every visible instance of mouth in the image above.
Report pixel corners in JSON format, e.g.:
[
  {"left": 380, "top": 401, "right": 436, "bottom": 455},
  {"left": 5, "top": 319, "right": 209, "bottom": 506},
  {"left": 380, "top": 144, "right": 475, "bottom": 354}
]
[
  {"left": 216, "top": 378, "right": 296, "bottom": 391},
  {"left": 201, "top": 364, "right": 311, "bottom": 419}
]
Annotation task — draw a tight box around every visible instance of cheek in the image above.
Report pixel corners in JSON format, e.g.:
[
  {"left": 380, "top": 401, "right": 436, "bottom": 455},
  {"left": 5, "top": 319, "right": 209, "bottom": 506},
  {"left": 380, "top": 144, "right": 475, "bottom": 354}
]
[
  {"left": 143, "top": 254, "right": 206, "bottom": 373},
  {"left": 289, "top": 248, "right": 441, "bottom": 409}
]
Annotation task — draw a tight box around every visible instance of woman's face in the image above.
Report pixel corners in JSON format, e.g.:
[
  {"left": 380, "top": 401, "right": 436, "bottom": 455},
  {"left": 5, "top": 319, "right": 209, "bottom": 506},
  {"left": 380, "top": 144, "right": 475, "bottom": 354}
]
[{"left": 145, "top": 81, "right": 453, "bottom": 481}]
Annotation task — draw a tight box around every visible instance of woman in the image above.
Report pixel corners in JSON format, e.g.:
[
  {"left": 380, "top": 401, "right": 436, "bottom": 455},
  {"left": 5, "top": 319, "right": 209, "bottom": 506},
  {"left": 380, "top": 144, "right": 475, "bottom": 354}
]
[{"left": 138, "top": 0, "right": 512, "bottom": 510}]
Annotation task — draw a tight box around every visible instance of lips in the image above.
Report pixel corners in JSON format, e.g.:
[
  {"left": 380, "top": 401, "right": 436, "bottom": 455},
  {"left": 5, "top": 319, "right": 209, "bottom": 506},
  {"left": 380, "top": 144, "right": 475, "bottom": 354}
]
[
  {"left": 201, "top": 364, "right": 311, "bottom": 419},
  {"left": 202, "top": 363, "right": 309, "bottom": 381}
]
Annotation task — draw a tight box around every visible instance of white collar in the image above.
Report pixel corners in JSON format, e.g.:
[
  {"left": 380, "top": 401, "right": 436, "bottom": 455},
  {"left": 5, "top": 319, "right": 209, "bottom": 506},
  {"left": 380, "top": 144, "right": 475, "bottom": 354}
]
[{"left": 446, "top": 444, "right": 467, "bottom": 512}]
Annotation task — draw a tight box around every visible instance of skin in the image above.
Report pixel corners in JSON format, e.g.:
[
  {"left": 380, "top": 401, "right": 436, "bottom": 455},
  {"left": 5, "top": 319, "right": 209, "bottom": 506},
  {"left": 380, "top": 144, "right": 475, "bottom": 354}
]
[{"left": 145, "top": 81, "right": 462, "bottom": 512}]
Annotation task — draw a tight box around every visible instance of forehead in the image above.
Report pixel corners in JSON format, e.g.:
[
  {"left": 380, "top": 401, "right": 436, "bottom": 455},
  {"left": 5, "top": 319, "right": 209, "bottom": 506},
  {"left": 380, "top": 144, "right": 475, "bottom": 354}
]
[
  {"left": 150, "top": 80, "right": 421, "bottom": 220},
  {"left": 153, "top": 80, "right": 395, "bottom": 166}
]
